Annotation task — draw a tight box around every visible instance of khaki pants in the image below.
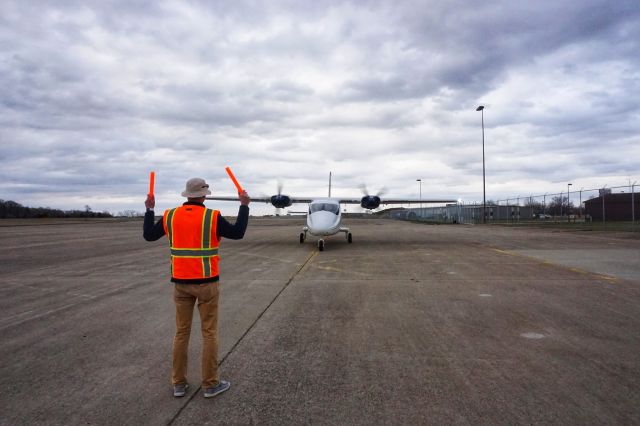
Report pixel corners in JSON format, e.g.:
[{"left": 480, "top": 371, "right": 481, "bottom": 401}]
[{"left": 172, "top": 282, "right": 219, "bottom": 388}]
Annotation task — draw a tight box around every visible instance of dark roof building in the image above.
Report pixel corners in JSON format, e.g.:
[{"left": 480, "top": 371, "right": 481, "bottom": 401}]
[{"left": 584, "top": 193, "right": 639, "bottom": 221}]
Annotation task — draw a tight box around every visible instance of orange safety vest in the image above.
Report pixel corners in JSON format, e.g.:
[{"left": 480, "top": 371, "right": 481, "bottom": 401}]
[{"left": 162, "top": 205, "right": 220, "bottom": 281}]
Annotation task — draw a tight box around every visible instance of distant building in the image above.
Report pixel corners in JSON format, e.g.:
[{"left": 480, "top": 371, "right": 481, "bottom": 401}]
[{"left": 584, "top": 193, "right": 639, "bottom": 221}]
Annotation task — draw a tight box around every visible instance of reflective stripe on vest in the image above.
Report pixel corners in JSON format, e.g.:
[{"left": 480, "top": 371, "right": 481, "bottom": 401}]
[
  {"left": 170, "top": 248, "right": 219, "bottom": 257},
  {"left": 163, "top": 206, "right": 220, "bottom": 280}
]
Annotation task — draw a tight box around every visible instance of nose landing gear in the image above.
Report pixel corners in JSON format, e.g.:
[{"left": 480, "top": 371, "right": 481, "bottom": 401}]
[{"left": 300, "top": 228, "right": 351, "bottom": 252}]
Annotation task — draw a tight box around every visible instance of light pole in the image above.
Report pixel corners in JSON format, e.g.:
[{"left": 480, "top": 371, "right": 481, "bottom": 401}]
[
  {"left": 567, "top": 183, "right": 572, "bottom": 222},
  {"left": 476, "top": 105, "right": 486, "bottom": 223},
  {"left": 416, "top": 179, "right": 422, "bottom": 213},
  {"left": 602, "top": 185, "right": 607, "bottom": 224},
  {"left": 579, "top": 187, "right": 584, "bottom": 218},
  {"left": 632, "top": 181, "right": 637, "bottom": 230}
]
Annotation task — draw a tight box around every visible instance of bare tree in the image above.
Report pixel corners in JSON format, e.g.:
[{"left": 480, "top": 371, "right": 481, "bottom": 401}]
[
  {"left": 524, "top": 199, "right": 544, "bottom": 214},
  {"left": 547, "top": 196, "right": 575, "bottom": 216}
]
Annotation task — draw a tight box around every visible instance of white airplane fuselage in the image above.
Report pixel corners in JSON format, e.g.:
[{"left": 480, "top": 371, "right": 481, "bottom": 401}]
[
  {"left": 299, "top": 198, "right": 352, "bottom": 251},
  {"left": 300, "top": 199, "right": 351, "bottom": 250},
  {"left": 305, "top": 198, "right": 342, "bottom": 236}
]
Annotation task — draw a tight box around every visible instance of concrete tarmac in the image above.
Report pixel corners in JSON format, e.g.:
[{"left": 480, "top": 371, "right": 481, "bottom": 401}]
[{"left": 0, "top": 218, "right": 639, "bottom": 425}]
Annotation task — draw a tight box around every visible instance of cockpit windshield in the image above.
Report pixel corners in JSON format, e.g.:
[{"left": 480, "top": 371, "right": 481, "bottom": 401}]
[{"left": 309, "top": 203, "right": 339, "bottom": 215}]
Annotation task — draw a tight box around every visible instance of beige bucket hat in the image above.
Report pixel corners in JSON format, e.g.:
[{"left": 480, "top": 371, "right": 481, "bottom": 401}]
[{"left": 181, "top": 178, "right": 212, "bottom": 198}]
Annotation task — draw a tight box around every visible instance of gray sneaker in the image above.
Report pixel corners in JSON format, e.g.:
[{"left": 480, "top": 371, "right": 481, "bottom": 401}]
[
  {"left": 204, "top": 380, "right": 230, "bottom": 398},
  {"left": 173, "top": 383, "right": 189, "bottom": 397}
]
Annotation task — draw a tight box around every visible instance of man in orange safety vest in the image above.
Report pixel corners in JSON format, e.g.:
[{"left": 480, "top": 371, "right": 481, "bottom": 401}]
[{"left": 143, "top": 177, "right": 250, "bottom": 398}]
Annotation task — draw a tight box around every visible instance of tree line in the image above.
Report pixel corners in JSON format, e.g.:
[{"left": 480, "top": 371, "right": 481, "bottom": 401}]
[
  {"left": 0, "top": 200, "right": 113, "bottom": 219},
  {"left": 526, "top": 196, "right": 576, "bottom": 216}
]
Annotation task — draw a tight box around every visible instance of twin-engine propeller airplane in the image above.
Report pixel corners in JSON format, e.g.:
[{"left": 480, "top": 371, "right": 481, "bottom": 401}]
[{"left": 207, "top": 174, "right": 456, "bottom": 251}]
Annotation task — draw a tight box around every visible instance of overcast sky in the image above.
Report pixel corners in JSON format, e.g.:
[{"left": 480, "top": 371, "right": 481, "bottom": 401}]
[{"left": 1, "top": 0, "right": 639, "bottom": 215}]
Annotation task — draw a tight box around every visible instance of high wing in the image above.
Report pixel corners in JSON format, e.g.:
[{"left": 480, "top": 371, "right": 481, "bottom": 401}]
[
  {"left": 206, "top": 196, "right": 456, "bottom": 204},
  {"left": 338, "top": 196, "right": 457, "bottom": 210},
  {"left": 336, "top": 198, "right": 457, "bottom": 204},
  {"left": 205, "top": 196, "right": 247, "bottom": 202},
  {"left": 207, "top": 194, "right": 457, "bottom": 210},
  {"left": 206, "top": 196, "right": 316, "bottom": 203},
  {"left": 206, "top": 195, "right": 315, "bottom": 205},
  {"left": 207, "top": 195, "right": 266, "bottom": 202}
]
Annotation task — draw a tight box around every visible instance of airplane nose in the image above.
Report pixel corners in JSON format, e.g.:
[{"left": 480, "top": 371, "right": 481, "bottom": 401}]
[{"left": 308, "top": 211, "right": 339, "bottom": 233}]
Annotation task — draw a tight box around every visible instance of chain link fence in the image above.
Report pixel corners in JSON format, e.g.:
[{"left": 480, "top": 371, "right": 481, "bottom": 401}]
[{"left": 390, "top": 183, "right": 639, "bottom": 228}]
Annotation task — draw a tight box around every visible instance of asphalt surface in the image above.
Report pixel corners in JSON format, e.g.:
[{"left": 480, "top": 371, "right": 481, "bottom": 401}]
[{"left": 0, "top": 218, "right": 639, "bottom": 425}]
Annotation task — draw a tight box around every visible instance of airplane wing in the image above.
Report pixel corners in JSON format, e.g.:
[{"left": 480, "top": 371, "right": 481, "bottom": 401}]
[
  {"left": 379, "top": 198, "right": 458, "bottom": 204},
  {"left": 206, "top": 196, "right": 315, "bottom": 204},
  {"left": 337, "top": 198, "right": 458, "bottom": 204},
  {"left": 206, "top": 195, "right": 268, "bottom": 202},
  {"left": 206, "top": 195, "right": 457, "bottom": 210}
]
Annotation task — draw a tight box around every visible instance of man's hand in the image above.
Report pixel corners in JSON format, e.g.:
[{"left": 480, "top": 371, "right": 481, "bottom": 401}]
[
  {"left": 145, "top": 194, "right": 155, "bottom": 210},
  {"left": 239, "top": 190, "right": 250, "bottom": 206}
]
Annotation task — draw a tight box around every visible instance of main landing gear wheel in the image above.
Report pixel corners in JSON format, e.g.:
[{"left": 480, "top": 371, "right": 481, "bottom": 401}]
[
  {"left": 347, "top": 232, "right": 353, "bottom": 243},
  {"left": 318, "top": 239, "right": 325, "bottom": 251},
  {"left": 299, "top": 232, "right": 305, "bottom": 244}
]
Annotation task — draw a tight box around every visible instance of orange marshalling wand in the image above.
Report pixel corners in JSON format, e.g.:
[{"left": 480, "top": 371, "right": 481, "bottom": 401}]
[
  {"left": 149, "top": 171, "right": 155, "bottom": 196},
  {"left": 225, "top": 167, "right": 244, "bottom": 194}
]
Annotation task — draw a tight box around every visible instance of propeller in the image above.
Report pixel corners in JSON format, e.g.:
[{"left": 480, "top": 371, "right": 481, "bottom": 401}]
[
  {"left": 270, "top": 179, "right": 292, "bottom": 208},
  {"left": 359, "top": 183, "right": 386, "bottom": 210},
  {"left": 359, "top": 184, "right": 387, "bottom": 197}
]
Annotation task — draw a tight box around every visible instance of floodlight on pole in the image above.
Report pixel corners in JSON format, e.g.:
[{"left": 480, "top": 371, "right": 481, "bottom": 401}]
[
  {"left": 567, "top": 183, "right": 572, "bottom": 222},
  {"left": 476, "top": 105, "right": 486, "bottom": 223},
  {"left": 416, "top": 179, "right": 422, "bottom": 211}
]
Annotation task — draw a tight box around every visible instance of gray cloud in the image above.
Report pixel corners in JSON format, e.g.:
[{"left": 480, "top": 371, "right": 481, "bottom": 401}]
[{"left": 1, "top": 0, "right": 639, "bottom": 214}]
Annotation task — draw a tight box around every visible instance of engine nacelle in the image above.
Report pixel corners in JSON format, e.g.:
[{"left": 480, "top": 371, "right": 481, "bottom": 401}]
[
  {"left": 270, "top": 194, "right": 292, "bottom": 208},
  {"left": 360, "top": 195, "right": 381, "bottom": 210}
]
